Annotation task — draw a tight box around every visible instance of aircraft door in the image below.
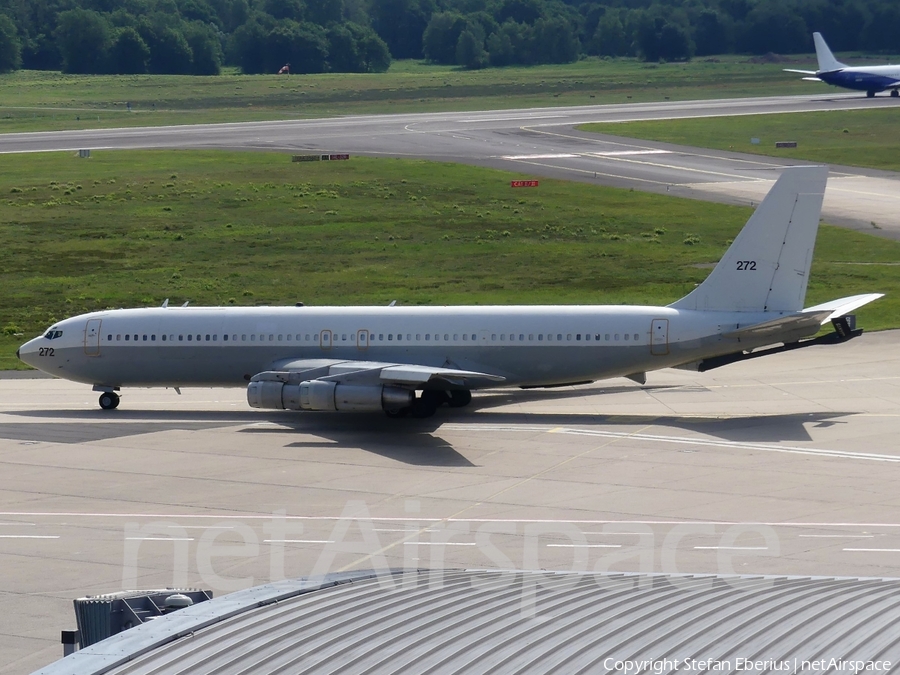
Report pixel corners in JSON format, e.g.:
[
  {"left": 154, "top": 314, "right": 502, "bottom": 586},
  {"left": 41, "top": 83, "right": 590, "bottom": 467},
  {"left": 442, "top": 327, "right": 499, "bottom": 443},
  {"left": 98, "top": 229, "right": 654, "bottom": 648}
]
[
  {"left": 84, "top": 319, "right": 102, "bottom": 356},
  {"left": 357, "top": 330, "right": 369, "bottom": 351},
  {"left": 650, "top": 319, "right": 669, "bottom": 356},
  {"left": 320, "top": 330, "right": 332, "bottom": 351}
]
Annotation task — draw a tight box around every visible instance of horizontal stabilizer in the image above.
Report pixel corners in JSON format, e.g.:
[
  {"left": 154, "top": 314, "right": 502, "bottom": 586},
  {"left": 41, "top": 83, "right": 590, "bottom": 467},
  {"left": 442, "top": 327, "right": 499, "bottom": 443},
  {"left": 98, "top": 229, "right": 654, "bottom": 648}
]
[
  {"left": 722, "top": 293, "right": 883, "bottom": 340},
  {"left": 802, "top": 77, "right": 824, "bottom": 82},
  {"left": 784, "top": 69, "right": 818, "bottom": 75},
  {"left": 722, "top": 313, "right": 825, "bottom": 340},
  {"left": 802, "top": 293, "right": 884, "bottom": 322}
]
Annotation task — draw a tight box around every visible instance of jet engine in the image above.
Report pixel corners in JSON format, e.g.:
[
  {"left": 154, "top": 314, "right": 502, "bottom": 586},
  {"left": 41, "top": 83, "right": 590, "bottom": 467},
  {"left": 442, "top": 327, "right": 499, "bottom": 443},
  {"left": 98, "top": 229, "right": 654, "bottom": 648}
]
[{"left": 247, "top": 374, "right": 413, "bottom": 412}]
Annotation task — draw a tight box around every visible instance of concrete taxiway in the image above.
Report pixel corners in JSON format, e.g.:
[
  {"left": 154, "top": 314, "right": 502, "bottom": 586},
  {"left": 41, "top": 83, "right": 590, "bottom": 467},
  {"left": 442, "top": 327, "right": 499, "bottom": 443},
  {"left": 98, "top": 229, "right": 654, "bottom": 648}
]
[
  {"left": 3, "top": 329, "right": 900, "bottom": 673},
  {"left": 2, "top": 94, "right": 900, "bottom": 236}
]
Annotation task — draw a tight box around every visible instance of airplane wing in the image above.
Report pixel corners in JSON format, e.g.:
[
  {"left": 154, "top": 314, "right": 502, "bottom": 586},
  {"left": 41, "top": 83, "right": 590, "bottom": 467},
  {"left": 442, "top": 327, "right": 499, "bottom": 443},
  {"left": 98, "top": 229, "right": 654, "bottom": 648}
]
[
  {"left": 802, "top": 77, "right": 824, "bottom": 82},
  {"left": 261, "top": 358, "right": 506, "bottom": 387},
  {"left": 722, "top": 293, "right": 883, "bottom": 341}
]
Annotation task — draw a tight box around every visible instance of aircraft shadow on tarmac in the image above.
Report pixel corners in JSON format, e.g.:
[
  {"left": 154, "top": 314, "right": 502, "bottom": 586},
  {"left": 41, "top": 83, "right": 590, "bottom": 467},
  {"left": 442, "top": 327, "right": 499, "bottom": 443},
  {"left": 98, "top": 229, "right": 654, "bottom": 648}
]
[{"left": 3, "top": 384, "right": 851, "bottom": 463}]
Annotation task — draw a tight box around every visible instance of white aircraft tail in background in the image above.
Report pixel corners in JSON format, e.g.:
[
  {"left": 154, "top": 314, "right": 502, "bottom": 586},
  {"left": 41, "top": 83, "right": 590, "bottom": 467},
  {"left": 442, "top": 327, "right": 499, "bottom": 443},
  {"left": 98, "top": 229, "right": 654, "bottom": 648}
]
[
  {"left": 785, "top": 32, "right": 900, "bottom": 98},
  {"left": 18, "top": 166, "right": 882, "bottom": 417}
]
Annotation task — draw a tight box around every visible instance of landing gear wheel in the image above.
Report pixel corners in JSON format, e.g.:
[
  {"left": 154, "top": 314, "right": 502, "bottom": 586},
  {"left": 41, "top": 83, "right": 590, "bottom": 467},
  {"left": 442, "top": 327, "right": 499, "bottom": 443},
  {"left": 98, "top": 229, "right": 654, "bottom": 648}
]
[
  {"left": 385, "top": 407, "right": 409, "bottom": 419},
  {"left": 892, "top": 90, "right": 899, "bottom": 98},
  {"left": 448, "top": 390, "right": 473, "bottom": 408},
  {"left": 410, "top": 396, "right": 438, "bottom": 419},
  {"left": 98, "top": 392, "right": 120, "bottom": 410},
  {"left": 421, "top": 390, "right": 449, "bottom": 407},
  {"left": 867, "top": 90, "right": 876, "bottom": 98}
]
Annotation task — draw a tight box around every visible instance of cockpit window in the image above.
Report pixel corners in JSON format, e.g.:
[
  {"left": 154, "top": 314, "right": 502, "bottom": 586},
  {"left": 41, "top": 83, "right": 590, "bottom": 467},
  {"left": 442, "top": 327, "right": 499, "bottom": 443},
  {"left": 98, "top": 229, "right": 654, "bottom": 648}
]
[{"left": 44, "top": 330, "right": 63, "bottom": 340}]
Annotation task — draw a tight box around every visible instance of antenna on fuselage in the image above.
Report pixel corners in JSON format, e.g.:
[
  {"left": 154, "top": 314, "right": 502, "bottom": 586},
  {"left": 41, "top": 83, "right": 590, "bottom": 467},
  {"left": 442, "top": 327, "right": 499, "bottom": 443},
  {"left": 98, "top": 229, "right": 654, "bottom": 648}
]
[
  {"left": 388, "top": 300, "right": 397, "bottom": 307},
  {"left": 161, "top": 299, "right": 169, "bottom": 308},
  {"left": 182, "top": 301, "right": 190, "bottom": 307}
]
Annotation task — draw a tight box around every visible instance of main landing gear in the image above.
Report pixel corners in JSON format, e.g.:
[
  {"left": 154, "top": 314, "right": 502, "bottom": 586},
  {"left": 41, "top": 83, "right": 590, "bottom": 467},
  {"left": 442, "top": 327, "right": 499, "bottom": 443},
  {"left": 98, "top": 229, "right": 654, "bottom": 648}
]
[
  {"left": 385, "top": 389, "right": 472, "bottom": 419},
  {"left": 98, "top": 391, "right": 120, "bottom": 410},
  {"left": 892, "top": 90, "right": 899, "bottom": 98}
]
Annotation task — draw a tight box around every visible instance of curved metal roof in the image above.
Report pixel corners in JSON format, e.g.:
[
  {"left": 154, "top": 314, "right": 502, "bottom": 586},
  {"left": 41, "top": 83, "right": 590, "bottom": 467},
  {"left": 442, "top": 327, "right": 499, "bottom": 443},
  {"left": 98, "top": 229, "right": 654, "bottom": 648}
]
[{"left": 35, "top": 570, "right": 900, "bottom": 675}]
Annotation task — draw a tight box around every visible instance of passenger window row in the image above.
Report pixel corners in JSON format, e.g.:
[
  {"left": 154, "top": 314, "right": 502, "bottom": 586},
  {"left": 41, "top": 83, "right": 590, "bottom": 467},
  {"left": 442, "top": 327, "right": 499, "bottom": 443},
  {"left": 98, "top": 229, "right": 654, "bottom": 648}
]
[{"left": 105, "top": 331, "right": 643, "bottom": 344}]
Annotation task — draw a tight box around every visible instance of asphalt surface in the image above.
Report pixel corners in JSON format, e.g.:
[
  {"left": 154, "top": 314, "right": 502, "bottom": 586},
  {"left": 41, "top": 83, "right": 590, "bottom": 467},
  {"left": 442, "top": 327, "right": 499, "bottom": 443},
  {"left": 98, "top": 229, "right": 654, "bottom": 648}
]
[{"left": 2, "top": 93, "right": 900, "bottom": 237}]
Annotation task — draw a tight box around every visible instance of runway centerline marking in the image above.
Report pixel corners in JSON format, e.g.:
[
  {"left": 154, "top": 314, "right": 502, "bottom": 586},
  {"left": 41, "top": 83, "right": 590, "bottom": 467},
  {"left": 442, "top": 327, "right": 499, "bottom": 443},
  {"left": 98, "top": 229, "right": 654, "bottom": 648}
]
[
  {"left": 0, "top": 535, "right": 59, "bottom": 539},
  {"left": 264, "top": 539, "right": 335, "bottom": 544},
  {"left": 547, "top": 544, "right": 621, "bottom": 548},
  {"left": 587, "top": 150, "right": 672, "bottom": 157},
  {"left": 844, "top": 548, "right": 900, "bottom": 553}
]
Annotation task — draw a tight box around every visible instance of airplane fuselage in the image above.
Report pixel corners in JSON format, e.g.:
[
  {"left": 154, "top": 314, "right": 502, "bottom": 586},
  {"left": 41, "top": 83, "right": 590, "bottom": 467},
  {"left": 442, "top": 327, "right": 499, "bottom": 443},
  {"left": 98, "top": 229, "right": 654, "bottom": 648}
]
[
  {"left": 818, "top": 65, "right": 900, "bottom": 92},
  {"left": 17, "top": 305, "right": 806, "bottom": 390}
]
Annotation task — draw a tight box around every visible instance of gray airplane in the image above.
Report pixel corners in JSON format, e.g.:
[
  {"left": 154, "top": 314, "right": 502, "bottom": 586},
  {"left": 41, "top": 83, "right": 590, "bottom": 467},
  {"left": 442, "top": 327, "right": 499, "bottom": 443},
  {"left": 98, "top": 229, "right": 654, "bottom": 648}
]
[{"left": 17, "top": 166, "right": 881, "bottom": 418}]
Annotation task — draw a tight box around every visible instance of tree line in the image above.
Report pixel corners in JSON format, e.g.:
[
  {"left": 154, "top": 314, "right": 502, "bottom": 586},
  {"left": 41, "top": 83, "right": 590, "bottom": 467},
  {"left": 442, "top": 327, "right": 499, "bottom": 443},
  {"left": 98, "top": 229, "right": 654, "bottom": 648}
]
[{"left": 0, "top": 0, "right": 898, "bottom": 76}]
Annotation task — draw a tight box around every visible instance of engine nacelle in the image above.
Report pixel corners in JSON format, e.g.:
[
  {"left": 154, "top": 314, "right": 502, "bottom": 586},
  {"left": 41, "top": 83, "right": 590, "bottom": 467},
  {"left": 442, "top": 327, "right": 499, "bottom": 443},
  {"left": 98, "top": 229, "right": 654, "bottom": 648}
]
[{"left": 247, "top": 378, "right": 413, "bottom": 412}]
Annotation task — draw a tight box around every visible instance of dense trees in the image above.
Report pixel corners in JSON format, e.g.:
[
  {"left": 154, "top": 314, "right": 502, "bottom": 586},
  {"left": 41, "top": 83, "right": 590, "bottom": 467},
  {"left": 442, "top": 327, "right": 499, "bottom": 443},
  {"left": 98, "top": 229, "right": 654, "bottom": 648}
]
[
  {"left": 0, "top": 0, "right": 897, "bottom": 75},
  {"left": 0, "top": 13, "right": 20, "bottom": 72}
]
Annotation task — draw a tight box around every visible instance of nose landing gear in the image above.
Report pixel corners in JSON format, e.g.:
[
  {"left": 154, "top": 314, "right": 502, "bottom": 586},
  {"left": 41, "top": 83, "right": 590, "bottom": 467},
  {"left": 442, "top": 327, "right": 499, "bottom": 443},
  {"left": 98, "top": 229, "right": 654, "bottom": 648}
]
[{"left": 98, "top": 392, "right": 120, "bottom": 410}]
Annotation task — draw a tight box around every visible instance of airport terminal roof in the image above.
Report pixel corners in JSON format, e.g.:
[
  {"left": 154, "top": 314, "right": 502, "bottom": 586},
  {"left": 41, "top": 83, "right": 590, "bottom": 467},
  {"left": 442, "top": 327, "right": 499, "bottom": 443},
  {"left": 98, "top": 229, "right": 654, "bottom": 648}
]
[{"left": 35, "top": 569, "right": 900, "bottom": 675}]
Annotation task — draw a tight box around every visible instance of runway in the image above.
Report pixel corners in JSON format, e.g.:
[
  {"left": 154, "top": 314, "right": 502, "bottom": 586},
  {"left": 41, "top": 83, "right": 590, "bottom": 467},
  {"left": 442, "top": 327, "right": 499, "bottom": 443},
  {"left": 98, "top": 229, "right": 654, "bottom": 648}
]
[
  {"left": 4, "top": 329, "right": 900, "bottom": 673},
  {"left": 2, "top": 93, "right": 900, "bottom": 237}
]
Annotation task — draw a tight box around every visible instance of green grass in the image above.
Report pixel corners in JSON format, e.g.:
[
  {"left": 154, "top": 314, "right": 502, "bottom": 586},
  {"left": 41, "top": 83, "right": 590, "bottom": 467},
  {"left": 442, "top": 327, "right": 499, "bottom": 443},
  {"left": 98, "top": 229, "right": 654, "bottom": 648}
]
[
  {"left": 580, "top": 108, "right": 900, "bottom": 172},
  {"left": 1, "top": 151, "right": 897, "bottom": 369},
  {"left": 0, "top": 56, "right": 823, "bottom": 133}
]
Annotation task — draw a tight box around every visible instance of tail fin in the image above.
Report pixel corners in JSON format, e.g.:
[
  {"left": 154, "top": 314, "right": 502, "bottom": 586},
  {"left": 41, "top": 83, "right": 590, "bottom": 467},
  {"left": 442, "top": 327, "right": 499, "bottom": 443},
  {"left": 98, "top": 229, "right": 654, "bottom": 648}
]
[
  {"left": 813, "top": 32, "right": 846, "bottom": 72},
  {"left": 670, "top": 166, "right": 827, "bottom": 313}
]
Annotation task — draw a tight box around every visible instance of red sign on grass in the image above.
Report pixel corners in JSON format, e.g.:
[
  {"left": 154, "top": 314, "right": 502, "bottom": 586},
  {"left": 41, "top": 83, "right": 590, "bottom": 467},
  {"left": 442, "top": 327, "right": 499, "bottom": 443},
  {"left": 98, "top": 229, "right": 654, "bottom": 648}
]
[{"left": 510, "top": 180, "right": 539, "bottom": 188}]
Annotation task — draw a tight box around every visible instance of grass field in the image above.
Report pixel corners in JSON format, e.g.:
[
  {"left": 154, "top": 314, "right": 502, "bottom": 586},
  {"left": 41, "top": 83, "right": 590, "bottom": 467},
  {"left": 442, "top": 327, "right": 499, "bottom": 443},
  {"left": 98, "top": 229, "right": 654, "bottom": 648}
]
[
  {"left": 581, "top": 108, "right": 900, "bottom": 172},
  {"left": 0, "top": 56, "right": 822, "bottom": 133},
  {"left": 1, "top": 152, "right": 897, "bottom": 370}
]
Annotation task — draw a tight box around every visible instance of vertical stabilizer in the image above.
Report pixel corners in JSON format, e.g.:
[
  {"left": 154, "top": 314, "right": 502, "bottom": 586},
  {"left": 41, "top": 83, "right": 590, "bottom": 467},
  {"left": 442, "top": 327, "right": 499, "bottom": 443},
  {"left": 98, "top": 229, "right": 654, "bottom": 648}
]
[
  {"left": 670, "top": 166, "right": 827, "bottom": 313},
  {"left": 813, "top": 32, "right": 846, "bottom": 72}
]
